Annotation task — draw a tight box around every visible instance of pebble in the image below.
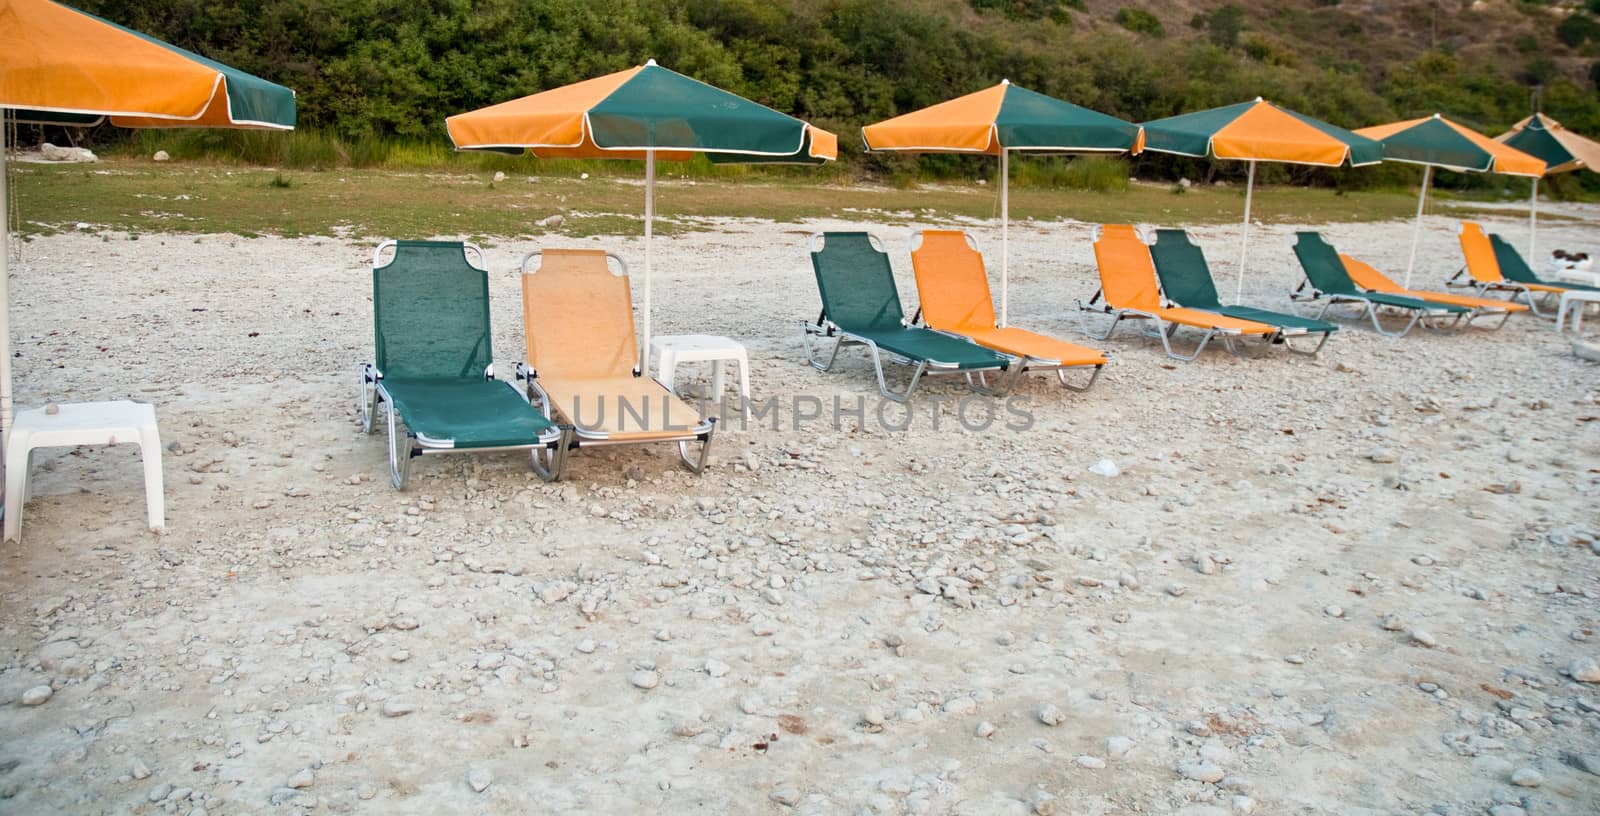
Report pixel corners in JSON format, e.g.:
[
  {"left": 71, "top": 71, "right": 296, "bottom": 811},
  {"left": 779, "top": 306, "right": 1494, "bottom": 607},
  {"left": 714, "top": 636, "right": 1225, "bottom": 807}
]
[
  {"left": 467, "top": 767, "right": 493, "bottom": 793},
  {"left": 1106, "top": 736, "right": 1133, "bottom": 757},
  {"left": 975, "top": 721, "right": 995, "bottom": 738},
  {"left": 1380, "top": 613, "right": 1405, "bottom": 631},
  {"left": 943, "top": 697, "right": 976, "bottom": 715},
  {"left": 1075, "top": 755, "right": 1105, "bottom": 769},
  {"left": 1510, "top": 767, "right": 1543, "bottom": 787},
  {"left": 862, "top": 707, "right": 886, "bottom": 727},
  {"left": 1165, "top": 583, "right": 1188, "bottom": 597},
  {"left": 1567, "top": 656, "right": 1600, "bottom": 683},
  {"left": 1562, "top": 751, "right": 1600, "bottom": 776},
  {"left": 576, "top": 639, "right": 597, "bottom": 654},
  {"left": 1488, "top": 806, "right": 1526, "bottom": 816},
  {"left": 148, "top": 783, "right": 172, "bottom": 803},
  {"left": 1177, "top": 760, "right": 1226, "bottom": 783},
  {"left": 131, "top": 758, "right": 151, "bottom": 780},
  {"left": 1036, "top": 703, "right": 1065, "bottom": 726},
  {"left": 381, "top": 700, "right": 415, "bottom": 717},
  {"left": 1088, "top": 459, "right": 1119, "bottom": 477},
  {"left": 1323, "top": 605, "right": 1343, "bottom": 618},
  {"left": 629, "top": 670, "right": 660, "bottom": 690},
  {"left": 1368, "top": 447, "right": 1397, "bottom": 464},
  {"left": 770, "top": 787, "right": 800, "bottom": 807},
  {"left": 1410, "top": 629, "right": 1437, "bottom": 648},
  {"left": 705, "top": 659, "right": 730, "bottom": 678},
  {"left": 389, "top": 649, "right": 410, "bottom": 663},
  {"left": 20, "top": 685, "right": 52, "bottom": 706},
  {"left": 286, "top": 768, "right": 314, "bottom": 789}
]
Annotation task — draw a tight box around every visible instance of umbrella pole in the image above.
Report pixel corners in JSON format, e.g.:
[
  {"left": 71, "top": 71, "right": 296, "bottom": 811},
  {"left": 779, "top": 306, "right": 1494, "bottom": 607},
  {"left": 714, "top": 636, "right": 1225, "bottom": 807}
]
[
  {"left": 1403, "top": 165, "right": 1432, "bottom": 289},
  {"left": 641, "top": 149, "right": 654, "bottom": 374},
  {"left": 1000, "top": 147, "right": 1009, "bottom": 327},
  {"left": 0, "top": 114, "right": 10, "bottom": 508},
  {"left": 1234, "top": 160, "right": 1255, "bottom": 305},
  {"left": 1527, "top": 176, "right": 1538, "bottom": 260}
]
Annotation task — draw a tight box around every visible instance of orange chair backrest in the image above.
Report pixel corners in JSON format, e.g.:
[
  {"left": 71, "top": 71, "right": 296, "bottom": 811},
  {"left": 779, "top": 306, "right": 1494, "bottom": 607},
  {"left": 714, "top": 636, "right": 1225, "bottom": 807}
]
[
  {"left": 522, "top": 248, "right": 638, "bottom": 381},
  {"left": 1339, "top": 254, "right": 1400, "bottom": 293},
  {"left": 910, "top": 230, "right": 996, "bottom": 331},
  {"left": 1091, "top": 225, "right": 1161, "bottom": 311},
  {"left": 1458, "top": 222, "right": 1503, "bottom": 284}
]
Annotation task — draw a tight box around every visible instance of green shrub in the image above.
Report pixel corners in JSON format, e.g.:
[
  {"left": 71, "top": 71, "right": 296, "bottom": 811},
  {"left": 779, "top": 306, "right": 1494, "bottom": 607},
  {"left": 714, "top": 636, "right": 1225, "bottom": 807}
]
[
  {"left": 1208, "top": 5, "right": 1246, "bottom": 48},
  {"left": 1557, "top": 14, "right": 1600, "bottom": 47},
  {"left": 1114, "top": 8, "right": 1164, "bottom": 37}
]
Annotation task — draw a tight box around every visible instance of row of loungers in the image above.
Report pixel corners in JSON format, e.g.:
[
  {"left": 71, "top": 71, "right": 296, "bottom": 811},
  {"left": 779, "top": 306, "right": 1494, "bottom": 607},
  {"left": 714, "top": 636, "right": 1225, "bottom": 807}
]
[
  {"left": 804, "top": 221, "right": 1592, "bottom": 399},
  {"left": 361, "top": 222, "right": 1597, "bottom": 488}
]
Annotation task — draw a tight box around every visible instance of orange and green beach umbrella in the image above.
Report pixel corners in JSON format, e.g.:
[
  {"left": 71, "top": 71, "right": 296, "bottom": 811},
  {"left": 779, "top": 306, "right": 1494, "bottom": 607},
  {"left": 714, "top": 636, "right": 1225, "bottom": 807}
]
[
  {"left": 0, "top": 0, "right": 296, "bottom": 445},
  {"left": 1497, "top": 113, "right": 1600, "bottom": 257},
  {"left": 1356, "top": 114, "right": 1543, "bottom": 286},
  {"left": 861, "top": 80, "right": 1144, "bottom": 326},
  {"left": 447, "top": 61, "right": 837, "bottom": 369},
  {"left": 1141, "top": 98, "right": 1383, "bottom": 304}
]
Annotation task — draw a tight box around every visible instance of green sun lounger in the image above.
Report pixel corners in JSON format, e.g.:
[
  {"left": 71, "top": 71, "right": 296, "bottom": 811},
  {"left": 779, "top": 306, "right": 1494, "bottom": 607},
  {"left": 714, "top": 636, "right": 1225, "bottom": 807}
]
[
  {"left": 1149, "top": 229, "right": 1336, "bottom": 355},
  {"left": 803, "top": 231, "right": 1011, "bottom": 402},
  {"left": 360, "top": 240, "right": 567, "bottom": 488},
  {"left": 1291, "top": 232, "right": 1467, "bottom": 337}
]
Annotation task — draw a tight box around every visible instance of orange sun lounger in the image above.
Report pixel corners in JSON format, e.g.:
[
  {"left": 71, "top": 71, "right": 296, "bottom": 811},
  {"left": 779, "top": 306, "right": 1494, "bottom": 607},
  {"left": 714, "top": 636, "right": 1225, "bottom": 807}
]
[
  {"left": 1453, "top": 222, "right": 1599, "bottom": 317},
  {"left": 910, "top": 230, "right": 1106, "bottom": 391},
  {"left": 519, "top": 248, "right": 715, "bottom": 473},
  {"left": 1084, "top": 225, "right": 1275, "bottom": 360},
  {"left": 1340, "top": 253, "right": 1525, "bottom": 329}
]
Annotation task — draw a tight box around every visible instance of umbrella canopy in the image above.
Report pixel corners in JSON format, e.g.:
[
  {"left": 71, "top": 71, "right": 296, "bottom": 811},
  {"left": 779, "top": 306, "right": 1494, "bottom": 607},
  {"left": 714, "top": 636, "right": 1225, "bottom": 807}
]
[
  {"left": 1141, "top": 99, "right": 1381, "bottom": 303},
  {"left": 861, "top": 80, "right": 1143, "bottom": 326},
  {"left": 0, "top": 0, "right": 296, "bottom": 450},
  {"left": 447, "top": 60, "right": 837, "bottom": 369},
  {"left": 1498, "top": 113, "right": 1600, "bottom": 256},
  {"left": 1, "top": 0, "right": 295, "bottom": 129},
  {"left": 1356, "top": 114, "right": 1544, "bottom": 286}
]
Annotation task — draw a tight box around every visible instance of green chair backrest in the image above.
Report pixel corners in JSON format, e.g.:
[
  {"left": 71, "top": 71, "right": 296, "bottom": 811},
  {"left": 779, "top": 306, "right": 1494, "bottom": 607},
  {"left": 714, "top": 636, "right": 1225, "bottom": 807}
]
[
  {"left": 1293, "top": 232, "right": 1359, "bottom": 295},
  {"left": 1488, "top": 234, "right": 1539, "bottom": 284},
  {"left": 373, "top": 240, "right": 494, "bottom": 380},
  {"left": 1150, "top": 229, "right": 1224, "bottom": 309},
  {"left": 810, "top": 232, "right": 905, "bottom": 333}
]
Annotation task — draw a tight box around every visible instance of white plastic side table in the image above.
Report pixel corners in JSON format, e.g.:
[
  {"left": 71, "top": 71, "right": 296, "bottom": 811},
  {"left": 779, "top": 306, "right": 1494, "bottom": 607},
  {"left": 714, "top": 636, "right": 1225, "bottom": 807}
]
[
  {"left": 1556, "top": 290, "right": 1600, "bottom": 334},
  {"left": 4, "top": 400, "right": 164, "bottom": 543},
  {"left": 649, "top": 334, "right": 751, "bottom": 416}
]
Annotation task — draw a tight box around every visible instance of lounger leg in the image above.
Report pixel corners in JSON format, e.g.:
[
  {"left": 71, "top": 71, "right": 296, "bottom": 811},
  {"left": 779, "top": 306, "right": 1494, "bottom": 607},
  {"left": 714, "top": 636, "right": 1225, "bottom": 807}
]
[
  {"left": 1466, "top": 309, "right": 1513, "bottom": 331},
  {"left": 1357, "top": 302, "right": 1419, "bottom": 338},
  {"left": 1090, "top": 313, "right": 1125, "bottom": 341},
  {"left": 676, "top": 423, "right": 715, "bottom": 474},
  {"left": 1153, "top": 320, "right": 1212, "bottom": 362},
  {"left": 359, "top": 365, "right": 379, "bottom": 434},
  {"left": 870, "top": 344, "right": 927, "bottom": 403},
  {"left": 1055, "top": 364, "right": 1103, "bottom": 392},
  {"left": 1421, "top": 312, "right": 1466, "bottom": 332},
  {"left": 385, "top": 399, "right": 414, "bottom": 490},
  {"left": 969, "top": 360, "right": 1022, "bottom": 397},
  {"left": 1282, "top": 331, "right": 1332, "bottom": 356},
  {"left": 528, "top": 429, "right": 568, "bottom": 482},
  {"left": 803, "top": 327, "right": 847, "bottom": 372}
]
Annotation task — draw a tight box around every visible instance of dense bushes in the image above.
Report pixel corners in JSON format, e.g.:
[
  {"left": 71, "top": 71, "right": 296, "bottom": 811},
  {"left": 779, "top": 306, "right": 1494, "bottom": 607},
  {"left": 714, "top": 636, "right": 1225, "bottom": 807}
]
[{"left": 61, "top": 0, "right": 1600, "bottom": 192}]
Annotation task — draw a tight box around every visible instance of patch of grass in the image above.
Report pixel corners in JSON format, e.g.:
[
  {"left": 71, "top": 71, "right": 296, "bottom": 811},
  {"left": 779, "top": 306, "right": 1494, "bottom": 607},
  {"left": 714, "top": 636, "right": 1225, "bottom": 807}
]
[{"left": 9, "top": 159, "right": 1440, "bottom": 242}]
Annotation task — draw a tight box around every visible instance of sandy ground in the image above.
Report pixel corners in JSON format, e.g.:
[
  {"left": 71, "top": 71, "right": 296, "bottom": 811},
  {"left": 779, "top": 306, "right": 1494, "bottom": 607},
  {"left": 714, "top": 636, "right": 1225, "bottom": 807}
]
[{"left": 0, "top": 203, "right": 1597, "bottom": 816}]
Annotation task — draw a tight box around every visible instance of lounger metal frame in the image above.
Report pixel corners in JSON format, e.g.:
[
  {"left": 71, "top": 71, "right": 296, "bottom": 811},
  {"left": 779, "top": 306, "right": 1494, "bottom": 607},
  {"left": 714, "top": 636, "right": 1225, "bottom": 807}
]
[
  {"left": 518, "top": 250, "right": 715, "bottom": 474},
  {"left": 1289, "top": 279, "right": 1462, "bottom": 338},
  {"left": 1446, "top": 267, "right": 1559, "bottom": 319},
  {"left": 361, "top": 241, "right": 568, "bottom": 489},
  {"left": 1074, "top": 290, "right": 1243, "bottom": 362},
  {"left": 803, "top": 232, "right": 1010, "bottom": 403}
]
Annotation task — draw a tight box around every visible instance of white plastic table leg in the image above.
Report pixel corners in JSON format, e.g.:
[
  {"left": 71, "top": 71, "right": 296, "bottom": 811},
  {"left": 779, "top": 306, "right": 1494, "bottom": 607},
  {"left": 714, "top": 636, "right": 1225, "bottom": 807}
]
[
  {"left": 140, "top": 422, "right": 164, "bottom": 530},
  {"left": 711, "top": 360, "right": 725, "bottom": 400},
  {"left": 3, "top": 429, "right": 33, "bottom": 542},
  {"left": 656, "top": 346, "right": 680, "bottom": 394}
]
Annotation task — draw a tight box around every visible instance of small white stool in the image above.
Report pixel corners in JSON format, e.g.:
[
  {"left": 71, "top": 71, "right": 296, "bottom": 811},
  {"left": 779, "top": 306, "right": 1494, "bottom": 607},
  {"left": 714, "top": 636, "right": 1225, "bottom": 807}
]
[
  {"left": 4, "top": 400, "right": 164, "bottom": 543},
  {"left": 649, "top": 335, "right": 751, "bottom": 415},
  {"left": 1555, "top": 289, "right": 1600, "bottom": 333}
]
